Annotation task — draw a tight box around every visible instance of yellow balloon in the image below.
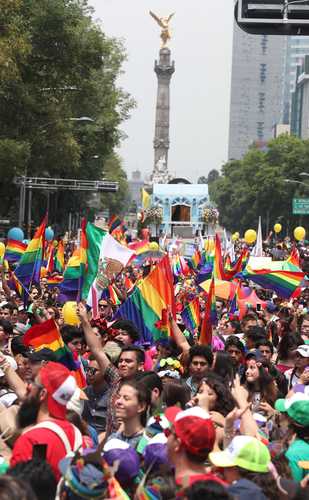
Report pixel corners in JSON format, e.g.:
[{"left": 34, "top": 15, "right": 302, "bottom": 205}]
[
  {"left": 294, "top": 226, "right": 306, "bottom": 241},
  {"left": 232, "top": 233, "right": 237, "bottom": 242},
  {"left": 235, "top": 232, "right": 240, "bottom": 239},
  {"left": 274, "top": 223, "right": 282, "bottom": 234},
  {"left": 244, "top": 229, "right": 257, "bottom": 245},
  {"left": 0, "top": 242, "right": 5, "bottom": 258},
  {"left": 149, "top": 241, "right": 159, "bottom": 251},
  {"left": 62, "top": 301, "right": 80, "bottom": 326}
]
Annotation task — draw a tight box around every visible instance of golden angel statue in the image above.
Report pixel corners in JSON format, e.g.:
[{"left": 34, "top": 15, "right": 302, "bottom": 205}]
[{"left": 149, "top": 11, "right": 175, "bottom": 48}]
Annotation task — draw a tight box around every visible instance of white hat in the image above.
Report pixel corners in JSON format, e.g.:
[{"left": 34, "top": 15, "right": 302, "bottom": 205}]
[
  {"left": 295, "top": 345, "right": 309, "bottom": 358},
  {"left": 0, "top": 356, "right": 17, "bottom": 377}
]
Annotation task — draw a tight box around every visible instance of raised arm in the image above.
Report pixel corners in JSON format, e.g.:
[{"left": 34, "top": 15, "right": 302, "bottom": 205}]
[{"left": 77, "top": 302, "right": 111, "bottom": 375}]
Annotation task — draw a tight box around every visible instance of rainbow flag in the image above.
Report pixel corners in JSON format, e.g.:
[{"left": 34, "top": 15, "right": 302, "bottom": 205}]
[
  {"left": 59, "top": 249, "right": 83, "bottom": 302},
  {"left": 47, "top": 275, "right": 63, "bottom": 288},
  {"left": 46, "top": 243, "right": 54, "bottom": 274},
  {"left": 128, "top": 240, "right": 150, "bottom": 255},
  {"left": 108, "top": 215, "right": 122, "bottom": 234},
  {"left": 107, "top": 284, "right": 121, "bottom": 305},
  {"left": 199, "top": 277, "right": 217, "bottom": 345},
  {"left": 14, "top": 214, "right": 47, "bottom": 290},
  {"left": 4, "top": 239, "right": 27, "bottom": 264},
  {"left": 242, "top": 262, "right": 304, "bottom": 299},
  {"left": 181, "top": 297, "right": 200, "bottom": 333},
  {"left": 213, "top": 234, "right": 226, "bottom": 280},
  {"left": 287, "top": 246, "right": 300, "bottom": 267},
  {"left": 55, "top": 240, "right": 65, "bottom": 273},
  {"left": 191, "top": 249, "right": 201, "bottom": 269},
  {"left": 23, "top": 319, "right": 76, "bottom": 370},
  {"left": 116, "top": 255, "right": 176, "bottom": 343}
]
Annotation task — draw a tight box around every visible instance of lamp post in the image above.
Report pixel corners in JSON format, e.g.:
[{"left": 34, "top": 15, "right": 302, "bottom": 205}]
[
  {"left": 284, "top": 179, "right": 309, "bottom": 188},
  {"left": 18, "top": 116, "right": 95, "bottom": 230}
]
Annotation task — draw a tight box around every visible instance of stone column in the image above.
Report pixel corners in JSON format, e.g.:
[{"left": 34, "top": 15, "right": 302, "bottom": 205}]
[{"left": 152, "top": 47, "right": 175, "bottom": 183}]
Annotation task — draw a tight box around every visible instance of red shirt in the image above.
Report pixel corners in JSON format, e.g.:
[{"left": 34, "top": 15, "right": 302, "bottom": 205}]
[{"left": 11, "top": 418, "right": 76, "bottom": 480}]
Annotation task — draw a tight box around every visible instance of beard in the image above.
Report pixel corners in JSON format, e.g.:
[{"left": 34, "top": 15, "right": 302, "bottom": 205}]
[{"left": 17, "top": 393, "right": 41, "bottom": 429}]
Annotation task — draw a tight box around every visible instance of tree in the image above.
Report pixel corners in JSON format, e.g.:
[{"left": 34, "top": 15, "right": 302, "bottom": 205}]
[
  {"left": 207, "top": 169, "right": 220, "bottom": 184},
  {"left": 98, "top": 153, "right": 131, "bottom": 216},
  {"left": 210, "top": 135, "right": 309, "bottom": 234},
  {"left": 197, "top": 176, "right": 208, "bottom": 184},
  {"left": 0, "top": 0, "right": 135, "bottom": 226}
]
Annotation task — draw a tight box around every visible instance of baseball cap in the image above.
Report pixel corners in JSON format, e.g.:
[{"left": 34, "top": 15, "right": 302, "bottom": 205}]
[
  {"left": 209, "top": 435, "right": 271, "bottom": 473},
  {"left": 275, "top": 393, "right": 309, "bottom": 426},
  {"left": 103, "top": 439, "right": 140, "bottom": 486},
  {"left": 245, "top": 349, "right": 264, "bottom": 362},
  {"left": 295, "top": 344, "right": 309, "bottom": 358},
  {"left": 39, "top": 361, "right": 77, "bottom": 419},
  {"left": 27, "top": 348, "right": 57, "bottom": 363},
  {"left": 165, "top": 406, "right": 215, "bottom": 456}
]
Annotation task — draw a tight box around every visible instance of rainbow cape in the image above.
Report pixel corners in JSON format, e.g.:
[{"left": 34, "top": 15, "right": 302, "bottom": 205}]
[
  {"left": 241, "top": 262, "right": 304, "bottom": 299},
  {"left": 23, "top": 319, "right": 76, "bottom": 370},
  {"left": 199, "top": 277, "right": 217, "bottom": 345},
  {"left": 14, "top": 214, "right": 47, "bottom": 290},
  {"left": 181, "top": 297, "right": 200, "bottom": 333},
  {"left": 4, "top": 239, "right": 27, "bottom": 264},
  {"left": 116, "top": 255, "right": 176, "bottom": 343}
]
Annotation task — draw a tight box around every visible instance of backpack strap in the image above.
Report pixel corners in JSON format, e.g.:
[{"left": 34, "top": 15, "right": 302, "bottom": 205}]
[{"left": 24, "top": 421, "right": 82, "bottom": 454}]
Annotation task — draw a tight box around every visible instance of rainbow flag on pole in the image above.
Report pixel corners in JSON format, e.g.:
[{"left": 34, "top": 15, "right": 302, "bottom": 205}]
[
  {"left": 242, "top": 262, "right": 304, "bottom": 299},
  {"left": 14, "top": 214, "right": 47, "bottom": 290},
  {"left": 5, "top": 239, "right": 27, "bottom": 264},
  {"left": 116, "top": 255, "right": 176, "bottom": 343},
  {"left": 181, "top": 297, "right": 200, "bottom": 333}
]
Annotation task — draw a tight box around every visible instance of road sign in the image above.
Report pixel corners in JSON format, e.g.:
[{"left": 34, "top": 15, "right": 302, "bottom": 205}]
[{"left": 293, "top": 198, "right": 309, "bottom": 214}]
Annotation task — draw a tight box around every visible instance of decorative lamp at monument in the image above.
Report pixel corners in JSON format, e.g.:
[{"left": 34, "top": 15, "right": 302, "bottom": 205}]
[
  {"left": 294, "top": 226, "right": 306, "bottom": 242},
  {"left": 274, "top": 223, "right": 282, "bottom": 234},
  {"left": 244, "top": 229, "right": 257, "bottom": 245}
]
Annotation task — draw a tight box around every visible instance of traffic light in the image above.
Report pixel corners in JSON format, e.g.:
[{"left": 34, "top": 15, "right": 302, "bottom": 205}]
[{"left": 235, "top": 1, "right": 309, "bottom": 35}]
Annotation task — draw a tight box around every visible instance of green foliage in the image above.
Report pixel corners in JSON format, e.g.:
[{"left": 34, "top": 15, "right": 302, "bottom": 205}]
[
  {"left": 210, "top": 135, "right": 309, "bottom": 234},
  {"left": 197, "top": 176, "right": 208, "bottom": 184},
  {"left": 0, "top": 0, "right": 135, "bottom": 225},
  {"left": 99, "top": 153, "right": 130, "bottom": 216},
  {"left": 207, "top": 169, "right": 219, "bottom": 185}
]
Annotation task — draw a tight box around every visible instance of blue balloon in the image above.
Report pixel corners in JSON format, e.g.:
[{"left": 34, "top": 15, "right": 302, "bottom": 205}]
[
  {"left": 7, "top": 227, "right": 24, "bottom": 241},
  {"left": 45, "top": 227, "right": 54, "bottom": 241}
]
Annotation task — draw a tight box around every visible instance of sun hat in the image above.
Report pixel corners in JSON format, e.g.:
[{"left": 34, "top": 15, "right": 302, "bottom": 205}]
[
  {"left": 294, "top": 344, "right": 309, "bottom": 358},
  {"left": 209, "top": 435, "right": 271, "bottom": 473},
  {"left": 39, "top": 361, "right": 77, "bottom": 419},
  {"left": 103, "top": 439, "right": 140, "bottom": 486},
  {"left": 137, "top": 414, "right": 170, "bottom": 454},
  {"left": 165, "top": 406, "right": 215, "bottom": 456},
  {"left": 275, "top": 393, "right": 309, "bottom": 426}
]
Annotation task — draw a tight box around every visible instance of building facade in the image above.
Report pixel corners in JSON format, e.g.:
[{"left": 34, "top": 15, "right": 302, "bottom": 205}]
[
  {"left": 291, "top": 55, "right": 309, "bottom": 139},
  {"left": 228, "top": 24, "right": 286, "bottom": 160}
]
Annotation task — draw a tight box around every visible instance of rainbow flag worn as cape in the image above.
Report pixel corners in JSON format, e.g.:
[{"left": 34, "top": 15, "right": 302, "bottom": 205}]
[
  {"left": 14, "top": 214, "right": 47, "bottom": 290},
  {"left": 23, "top": 319, "right": 76, "bottom": 370},
  {"left": 199, "top": 277, "right": 217, "bottom": 345},
  {"left": 55, "top": 240, "right": 65, "bottom": 273},
  {"left": 4, "top": 239, "right": 27, "bottom": 264},
  {"left": 181, "top": 297, "right": 201, "bottom": 333},
  {"left": 116, "top": 255, "right": 176, "bottom": 343},
  {"left": 242, "top": 262, "right": 304, "bottom": 299}
]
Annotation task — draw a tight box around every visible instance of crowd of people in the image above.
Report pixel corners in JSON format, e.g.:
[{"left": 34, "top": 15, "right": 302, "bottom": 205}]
[{"left": 0, "top": 233, "right": 308, "bottom": 500}]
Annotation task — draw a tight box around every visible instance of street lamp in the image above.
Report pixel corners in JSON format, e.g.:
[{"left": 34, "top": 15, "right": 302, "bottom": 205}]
[
  {"left": 18, "top": 116, "right": 95, "bottom": 229},
  {"left": 300, "top": 172, "right": 309, "bottom": 177}
]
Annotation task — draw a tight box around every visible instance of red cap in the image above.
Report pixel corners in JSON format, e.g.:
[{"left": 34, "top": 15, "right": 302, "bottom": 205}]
[
  {"left": 40, "top": 362, "right": 77, "bottom": 419},
  {"left": 165, "top": 406, "right": 216, "bottom": 456}
]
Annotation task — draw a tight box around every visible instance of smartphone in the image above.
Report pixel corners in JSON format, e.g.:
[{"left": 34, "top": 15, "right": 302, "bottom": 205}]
[{"left": 256, "top": 304, "right": 261, "bottom": 312}]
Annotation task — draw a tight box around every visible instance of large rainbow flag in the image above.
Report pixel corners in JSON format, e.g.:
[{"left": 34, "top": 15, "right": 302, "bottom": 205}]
[
  {"left": 116, "top": 255, "right": 176, "bottom": 343},
  {"left": 181, "top": 297, "right": 200, "bottom": 334},
  {"left": 14, "top": 214, "right": 47, "bottom": 290},
  {"left": 4, "top": 239, "right": 27, "bottom": 264},
  {"left": 242, "top": 262, "right": 305, "bottom": 299}
]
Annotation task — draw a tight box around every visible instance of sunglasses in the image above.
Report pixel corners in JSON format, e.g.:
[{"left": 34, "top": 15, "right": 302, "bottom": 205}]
[{"left": 87, "top": 367, "right": 99, "bottom": 376}]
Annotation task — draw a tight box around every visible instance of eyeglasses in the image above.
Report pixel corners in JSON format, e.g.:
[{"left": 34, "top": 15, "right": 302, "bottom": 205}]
[
  {"left": 99, "top": 304, "right": 108, "bottom": 309},
  {"left": 87, "top": 367, "right": 99, "bottom": 376}
]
